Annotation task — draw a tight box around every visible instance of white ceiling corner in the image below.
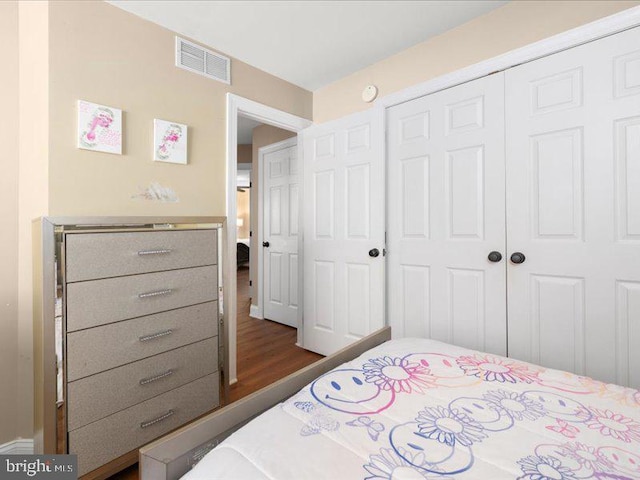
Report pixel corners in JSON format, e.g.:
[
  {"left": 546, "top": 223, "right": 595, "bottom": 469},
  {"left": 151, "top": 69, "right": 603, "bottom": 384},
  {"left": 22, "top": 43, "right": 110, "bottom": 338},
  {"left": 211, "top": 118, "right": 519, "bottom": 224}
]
[
  {"left": 237, "top": 116, "right": 262, "bottom": 145},
  {"left": 106, "top": 1, "right": 508, "bottom": 91}
]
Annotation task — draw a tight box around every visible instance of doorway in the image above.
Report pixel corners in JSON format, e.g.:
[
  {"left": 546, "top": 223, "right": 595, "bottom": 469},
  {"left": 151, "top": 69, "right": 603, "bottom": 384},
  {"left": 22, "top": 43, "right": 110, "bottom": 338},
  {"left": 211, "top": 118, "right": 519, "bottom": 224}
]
[{"left": 226, "top": 94, "right": 316, "bottom": 400}]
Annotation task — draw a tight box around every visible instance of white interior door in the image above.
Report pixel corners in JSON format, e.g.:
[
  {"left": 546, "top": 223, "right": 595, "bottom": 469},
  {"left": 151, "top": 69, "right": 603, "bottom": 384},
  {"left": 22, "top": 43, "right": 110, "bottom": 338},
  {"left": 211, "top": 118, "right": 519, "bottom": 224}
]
[
  {"left": 506, "top": 26, "right": 640, "bottom": 387},
  {"left": 302, "top": 109, "right": 385, "bottom": 355},
  {"left": 387, "top": 73, "right": 507, "bottom": 355},
  {"left": 263, "top": 140, "right": 298, "bottom": 327}
]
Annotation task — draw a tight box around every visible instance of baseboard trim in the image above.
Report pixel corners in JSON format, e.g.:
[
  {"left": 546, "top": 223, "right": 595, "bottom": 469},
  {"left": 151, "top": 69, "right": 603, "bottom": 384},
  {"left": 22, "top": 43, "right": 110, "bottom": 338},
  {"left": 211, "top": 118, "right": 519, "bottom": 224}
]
[
  {"left": 0, "top": 439, "right": 34, "bottom": 455},
  {"left": 249, "top": 304, "right": 263, "bottom": 319}
]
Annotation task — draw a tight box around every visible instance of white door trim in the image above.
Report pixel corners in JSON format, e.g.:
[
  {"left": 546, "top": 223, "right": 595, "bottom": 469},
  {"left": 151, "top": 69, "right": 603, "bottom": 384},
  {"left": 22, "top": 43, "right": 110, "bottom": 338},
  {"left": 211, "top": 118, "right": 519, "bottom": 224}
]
[
  {"left": 226, "top": 93, "right": 311, "bottom": 384},
  {"left": 377, "top": 6, "right": 640, "bottom": 110},
  {"left": 256, "top": 137, "right": 298, "bottom": 322}
]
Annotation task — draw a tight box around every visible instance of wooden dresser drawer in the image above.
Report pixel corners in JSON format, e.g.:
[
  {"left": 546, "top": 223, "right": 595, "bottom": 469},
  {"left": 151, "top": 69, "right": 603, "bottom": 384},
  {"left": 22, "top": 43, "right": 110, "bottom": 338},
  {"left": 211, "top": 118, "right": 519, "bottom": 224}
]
[
  {"left": 69, "top": 373, "right": 219, "bottom": 476},
  {"left": 67, "top": 338, "right": 218, "bottom": 430},
  {"left": 65, "top": 230, "right": 217, "bottom": 282},
  {"left": 67, "top": 301, "right": 218, "bottom": 381},
  {"left": 66, "top": 265, "right": 218, "bottom": 332}
]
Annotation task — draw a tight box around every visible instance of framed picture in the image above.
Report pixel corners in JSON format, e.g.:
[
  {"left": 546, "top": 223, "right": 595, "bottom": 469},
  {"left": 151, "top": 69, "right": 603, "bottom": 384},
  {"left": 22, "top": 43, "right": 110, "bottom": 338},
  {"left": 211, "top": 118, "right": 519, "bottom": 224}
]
[
  {"left": 77, "top": 100, "right": 122, "bottom": 154},
  {"left": 154, "top": 119, "right": 188, "bottom": 164}
]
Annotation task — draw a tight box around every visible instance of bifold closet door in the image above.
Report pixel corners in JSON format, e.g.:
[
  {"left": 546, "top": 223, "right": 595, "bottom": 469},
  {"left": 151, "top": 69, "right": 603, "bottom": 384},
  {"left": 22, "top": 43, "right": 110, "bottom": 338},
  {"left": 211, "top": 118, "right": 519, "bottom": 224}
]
[
  {"left": 506, "top": 27, "right": 640, "bottom": 387},
  {"left": 387, "top": 72, "right": 507, "bottom": 355}
]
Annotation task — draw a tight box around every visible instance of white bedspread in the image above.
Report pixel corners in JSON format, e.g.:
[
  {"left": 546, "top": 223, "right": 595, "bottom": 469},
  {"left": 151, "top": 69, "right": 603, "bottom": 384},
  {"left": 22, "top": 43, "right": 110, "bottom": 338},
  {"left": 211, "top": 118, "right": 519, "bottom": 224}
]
[{"left": 183, "top": 338, "right": 640, "bottom": 479}]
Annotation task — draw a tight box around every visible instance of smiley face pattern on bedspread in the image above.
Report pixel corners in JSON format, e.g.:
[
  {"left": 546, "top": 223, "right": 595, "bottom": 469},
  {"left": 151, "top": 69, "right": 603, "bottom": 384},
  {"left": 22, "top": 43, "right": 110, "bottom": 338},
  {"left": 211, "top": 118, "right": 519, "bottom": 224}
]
[{"left": 280, "top": 338, "right": 640, "bottom": 480}]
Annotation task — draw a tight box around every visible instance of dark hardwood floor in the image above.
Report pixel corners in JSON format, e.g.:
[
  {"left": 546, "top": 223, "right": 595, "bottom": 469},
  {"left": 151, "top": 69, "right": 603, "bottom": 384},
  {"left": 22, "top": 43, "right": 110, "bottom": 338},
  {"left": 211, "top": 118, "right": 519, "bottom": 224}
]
[
  {"left": 107, "top": 266, "right": 322, "bottom": 480},
  {"left": 230, "top": 267, "right": 323, "bottom": 402}
]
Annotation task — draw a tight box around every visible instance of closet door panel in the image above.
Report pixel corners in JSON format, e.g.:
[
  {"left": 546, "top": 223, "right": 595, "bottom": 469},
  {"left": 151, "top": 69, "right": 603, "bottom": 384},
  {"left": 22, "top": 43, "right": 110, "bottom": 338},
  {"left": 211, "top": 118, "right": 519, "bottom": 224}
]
[
  {"left": 506, "top": 26, "right": 640, "bottom": 386},
  {"left": 388, "top": 73, "right": 507, "bottom": 355}
]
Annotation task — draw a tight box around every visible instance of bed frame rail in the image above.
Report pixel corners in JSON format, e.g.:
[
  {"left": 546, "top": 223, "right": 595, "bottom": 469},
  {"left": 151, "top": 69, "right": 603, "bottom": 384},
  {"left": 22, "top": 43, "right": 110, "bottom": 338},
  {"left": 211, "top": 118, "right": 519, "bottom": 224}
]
[{"left": 139, "top": 326, "right": 391, "bottom": 480}]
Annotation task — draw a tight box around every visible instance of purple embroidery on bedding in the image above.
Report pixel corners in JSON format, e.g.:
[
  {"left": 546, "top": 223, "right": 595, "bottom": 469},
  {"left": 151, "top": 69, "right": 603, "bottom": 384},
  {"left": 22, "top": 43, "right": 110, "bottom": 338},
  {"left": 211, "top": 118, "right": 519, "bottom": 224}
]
[
  {"left": 584, "top": 408, "right": 640, "bottom": 443},
  {"left": 362, "top": 356, "right": 436, "bottom": 393},
  {"left": 482, "top": 389, "right": 546, "bottom": 421},
  {"left": 346, "top": 416, "right": 385, "bottom": 441},
  {"left": 545, "top": 419, "right": 581, "bottom": 438},
  {"left": 310, "top": 368, "right": 396, "bottom": 415},
  {"left": 363, "top": 447, "right": 434, "bottom": 479},
  {"left": 294, "top": 401, "right": 316, "bottom": 413},
  {"left": 456, "top": 354, "right": 541, "bottom": 384},
  {"left": 559, "top": 442, "right": 613, "bottom": 472},
  {"left": 300, "top": 414, "right": 339, "bottom": 436},
  {"left": 291, "top": 348, "right": 639, "bottom": 479},
  {"left": 517, "top": 455, "right": 578, "bottom": 480},
  {"left": 415, "top": 405, "right": 486, "bottom": 447}
]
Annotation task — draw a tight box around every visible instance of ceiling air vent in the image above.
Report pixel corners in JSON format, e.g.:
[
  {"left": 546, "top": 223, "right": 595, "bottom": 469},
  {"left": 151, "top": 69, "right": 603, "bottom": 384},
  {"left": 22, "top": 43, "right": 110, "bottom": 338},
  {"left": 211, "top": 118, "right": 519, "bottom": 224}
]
[{"left": 175, "top": 36, "right": 231, "bottom": 85}]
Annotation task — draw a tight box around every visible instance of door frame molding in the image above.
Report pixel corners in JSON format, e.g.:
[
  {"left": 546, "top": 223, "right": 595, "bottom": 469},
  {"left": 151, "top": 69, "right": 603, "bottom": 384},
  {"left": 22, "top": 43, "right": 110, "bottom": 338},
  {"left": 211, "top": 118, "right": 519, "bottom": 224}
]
[
  {"left": 226, "top": 94, "right": 311, "bottom": 384},
  {"left": 255, "top": 136, "right": 298, "bottom": 322},
  {"left": 377, "top": 6, "right": 640, "bottom": 111}
]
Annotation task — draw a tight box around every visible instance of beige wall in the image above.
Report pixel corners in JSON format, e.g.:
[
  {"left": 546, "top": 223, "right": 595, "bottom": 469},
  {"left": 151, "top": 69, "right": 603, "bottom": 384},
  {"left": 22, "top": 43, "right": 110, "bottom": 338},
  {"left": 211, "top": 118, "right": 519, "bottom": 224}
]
[
  {"left": 0, "top": 1, "right": 20, "bottom": 446},
  {"left": 237, "top": 145, "right": 252, "bottom": 239},
  {"left": 18, "top": 1, "right": 50, "bottom": 444},
  {"left": 314, "top": 0, "right": 640, "bottom": 122},
  {"left": 249, "top": 125, "right": 296, "bottom": 302},
  {"left": 237, "top": 144, "right": 252, "bottom": 164},
  {"left": 3, "top": 0, "right": 312, "bottom": 446},
  {"left": 48, "top": 0, "right": 311, "bottom": 217},
  {"left": 236, "top": 190, "right": 251, "bottom": 239}
]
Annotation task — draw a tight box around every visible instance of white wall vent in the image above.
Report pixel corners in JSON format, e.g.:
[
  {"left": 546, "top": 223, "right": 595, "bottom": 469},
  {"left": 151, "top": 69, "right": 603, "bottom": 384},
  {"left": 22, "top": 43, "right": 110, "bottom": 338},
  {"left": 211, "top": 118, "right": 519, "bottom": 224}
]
[{"left": 175, "top": 37, "right": 231, "bottom": 85}]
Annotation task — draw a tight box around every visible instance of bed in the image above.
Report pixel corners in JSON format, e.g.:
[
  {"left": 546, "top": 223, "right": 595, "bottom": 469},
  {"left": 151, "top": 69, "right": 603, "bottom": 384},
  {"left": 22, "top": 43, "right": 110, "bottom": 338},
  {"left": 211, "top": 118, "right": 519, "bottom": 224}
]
[
  {"left": 237, "top": 238, "right": 250, "bottom": 267},
  {"left": 141, "top": 330, "right": 640, "bottom": 479}
]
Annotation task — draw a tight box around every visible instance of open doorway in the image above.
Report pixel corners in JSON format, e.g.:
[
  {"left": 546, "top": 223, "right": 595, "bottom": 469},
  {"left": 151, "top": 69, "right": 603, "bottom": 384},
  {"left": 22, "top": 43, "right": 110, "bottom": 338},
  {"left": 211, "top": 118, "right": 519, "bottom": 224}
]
[{"left": 229, "top": 110, "right": 321, "bottom": 403}]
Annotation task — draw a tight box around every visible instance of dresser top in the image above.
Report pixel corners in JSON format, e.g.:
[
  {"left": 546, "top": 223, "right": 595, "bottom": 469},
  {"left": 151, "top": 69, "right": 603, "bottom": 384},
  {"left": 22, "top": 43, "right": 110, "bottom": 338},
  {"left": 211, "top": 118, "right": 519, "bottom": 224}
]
[{"left": 35, "top": 216, "right": 226, "bottom": 232}]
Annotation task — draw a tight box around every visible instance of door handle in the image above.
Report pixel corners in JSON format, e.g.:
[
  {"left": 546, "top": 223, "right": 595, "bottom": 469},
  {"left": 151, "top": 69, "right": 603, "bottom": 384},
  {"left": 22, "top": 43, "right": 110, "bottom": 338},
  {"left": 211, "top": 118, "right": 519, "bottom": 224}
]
[
  {"left": 369, "top": 248, "right": 380, "bottom": 258},
  {"left": 510, "top": 252, "right": 526, "bottom": 264},
  {"left": 487, "top": 251, "right": 502, "bottom": 263},
  {"left": 263, "top": 241, "right": 270, "bottom": 248}
]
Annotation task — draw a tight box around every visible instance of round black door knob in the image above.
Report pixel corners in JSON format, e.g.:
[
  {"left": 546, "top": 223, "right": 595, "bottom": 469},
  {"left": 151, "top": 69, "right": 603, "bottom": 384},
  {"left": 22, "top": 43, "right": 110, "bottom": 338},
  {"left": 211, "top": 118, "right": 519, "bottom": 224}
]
[
  {"left": 510, "top": 252, "right": 526, "bottom": 264},
  {"left": 262, "top": 241, "right": 270, "bottom": 248},
  {"left": 369, "top": 248, "right": 380, "bottom": 258},
  {"left": 488, "top": 251, "right": 502, "bottom": 263}
]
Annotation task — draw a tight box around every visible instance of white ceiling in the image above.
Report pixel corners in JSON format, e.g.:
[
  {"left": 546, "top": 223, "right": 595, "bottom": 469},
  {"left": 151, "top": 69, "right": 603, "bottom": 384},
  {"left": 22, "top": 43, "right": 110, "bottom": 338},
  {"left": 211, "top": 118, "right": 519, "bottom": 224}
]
[{"left": 107, "top": 1, "right": 507, "bottom": 91}]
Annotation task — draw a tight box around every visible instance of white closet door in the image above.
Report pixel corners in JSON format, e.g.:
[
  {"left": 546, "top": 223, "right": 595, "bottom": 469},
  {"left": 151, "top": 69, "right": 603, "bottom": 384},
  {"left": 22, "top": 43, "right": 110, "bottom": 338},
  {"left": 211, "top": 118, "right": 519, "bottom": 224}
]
[
  {"left": 387, "top": 73, "right": 507, "bottom": 355},
  {"left": 302, "top": 109, "right": 385, "bottom": 355},
  {"left": 263, "top": 141, "right": 298, "bottom": 327},
  {"left": 506, "top": 27, "right": 640, "bottom": 387}
]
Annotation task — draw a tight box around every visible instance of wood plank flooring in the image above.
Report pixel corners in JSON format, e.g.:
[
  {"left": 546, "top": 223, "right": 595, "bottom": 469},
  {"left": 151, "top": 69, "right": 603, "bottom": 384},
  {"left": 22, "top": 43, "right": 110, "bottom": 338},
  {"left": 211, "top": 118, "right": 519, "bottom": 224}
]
[
  {"left": 229, "top": 267, "right": 323, "bottom": 403},
  {"left": 107, "top": 267, "right": 322, "bottom": 479}
]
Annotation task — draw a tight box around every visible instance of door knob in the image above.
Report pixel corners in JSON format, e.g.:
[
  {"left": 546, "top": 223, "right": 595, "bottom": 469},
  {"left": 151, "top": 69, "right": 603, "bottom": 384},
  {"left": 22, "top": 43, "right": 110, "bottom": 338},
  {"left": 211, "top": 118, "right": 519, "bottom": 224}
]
[
  {"left": 369, "top": 248, "right": 380, "bottom": 258},
  {"left": 262, "top": 241, "right": 270, "bottom": 248},
  {"left": 487, "top": 251, "right": 502, "bottom": 263},
  {"left": 510, "top": 252, "right": 526, "bottom": 264}
]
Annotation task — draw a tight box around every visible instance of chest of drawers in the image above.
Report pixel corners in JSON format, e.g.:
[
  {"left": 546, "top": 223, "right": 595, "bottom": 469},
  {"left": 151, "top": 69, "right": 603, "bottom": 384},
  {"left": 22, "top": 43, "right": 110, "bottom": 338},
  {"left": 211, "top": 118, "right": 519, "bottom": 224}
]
[{"left": 33, "top": 217, "right": 226, "bottom": 478}]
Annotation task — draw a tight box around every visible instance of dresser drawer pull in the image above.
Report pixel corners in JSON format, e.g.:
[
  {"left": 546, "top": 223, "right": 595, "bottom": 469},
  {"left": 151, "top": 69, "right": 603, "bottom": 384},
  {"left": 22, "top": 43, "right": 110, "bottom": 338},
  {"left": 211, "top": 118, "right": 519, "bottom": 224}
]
[
  {"left": 138, "top": 249, "right": 173, "bottom": 256},
  {"left": 138, "top": 288, "right": 173, "bottom": 299},
  {"left": 140, "top": 409, "right": 175, "bottom": 429},
  {"left": 139, "top": 369, "right": 174, "bottom": 385},
  {"left": 139, "top": 329, "right": 173, "bottom": 342}
]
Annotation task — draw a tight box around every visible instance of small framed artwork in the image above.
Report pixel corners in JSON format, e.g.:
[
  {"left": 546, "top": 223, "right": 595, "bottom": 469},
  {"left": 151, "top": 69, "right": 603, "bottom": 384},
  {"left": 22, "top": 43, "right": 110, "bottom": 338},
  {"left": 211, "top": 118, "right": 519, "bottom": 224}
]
[
  {"left": 77, "top": 100, "right": 122, "bottom": 154},
  {"left": 154, "top": 119, "right": 188, "bottom": 164}
]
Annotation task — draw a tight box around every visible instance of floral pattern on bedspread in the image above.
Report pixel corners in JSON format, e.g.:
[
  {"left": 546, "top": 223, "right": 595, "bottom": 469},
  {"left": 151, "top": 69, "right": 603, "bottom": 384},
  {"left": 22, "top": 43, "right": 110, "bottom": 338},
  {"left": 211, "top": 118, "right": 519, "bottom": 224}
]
[{"left": 281, "top": 340, "right": 640, "bottom": 480}]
